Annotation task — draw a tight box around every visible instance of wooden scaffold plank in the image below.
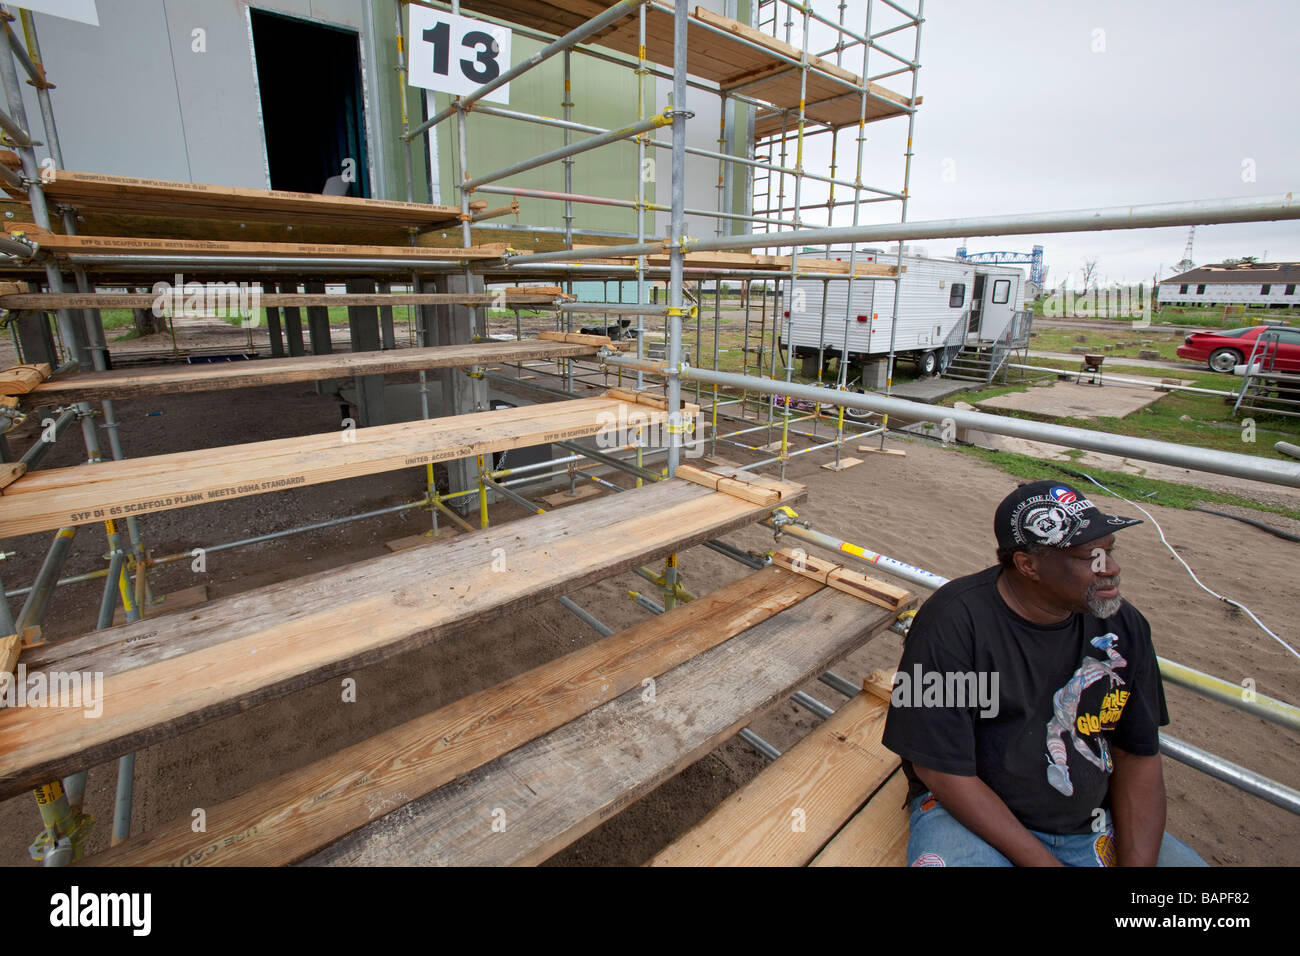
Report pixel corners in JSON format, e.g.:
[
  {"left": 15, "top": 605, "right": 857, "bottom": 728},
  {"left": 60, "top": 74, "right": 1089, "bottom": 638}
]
[
  {"left": 36, "top": 171, "right": 480, "bottom": 230},
  {"left": 649, "top": 691, "right": 899, "bottom": 866},
  {"left": 808, "top": 770, "right": 911, "bottom": 868},
  {"left": 99, "top": 567, "right": 823, "bottom": 866},
  {"left": 25, "top": 340, "right": 604, "bottom": 402},
  {"left": 0, "top": 473, "right": 805, "bottom": 801},
  {"left": 0, "top": 396, "right": 685, "bottom": 537},
  {"left": 3, "top": 225, "right": 510, "bottom": 262},
  {"left": 303, "top": 582, "right": 908, "bottom": 867}
]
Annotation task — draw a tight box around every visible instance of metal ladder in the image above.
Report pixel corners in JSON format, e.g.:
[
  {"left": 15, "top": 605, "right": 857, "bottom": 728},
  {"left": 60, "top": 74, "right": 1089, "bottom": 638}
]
[{"left": 1234, "top": 328, "right": 1300, "bottom": 418}]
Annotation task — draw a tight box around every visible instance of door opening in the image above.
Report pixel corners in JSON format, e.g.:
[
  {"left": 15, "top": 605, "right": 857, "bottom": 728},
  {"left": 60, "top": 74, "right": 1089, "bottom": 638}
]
[
  {"left": 250, "top": 9, "right": 371, "bottom": 197},
  {"left": 968, "top": 275, "right": 985, "bottom": 334}
]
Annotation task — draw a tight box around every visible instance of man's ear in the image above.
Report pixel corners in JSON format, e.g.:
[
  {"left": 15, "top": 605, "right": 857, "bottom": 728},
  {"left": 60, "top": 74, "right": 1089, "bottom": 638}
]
[{"left": 1012, "top": 548, "right": 1042, "bottom": 582}]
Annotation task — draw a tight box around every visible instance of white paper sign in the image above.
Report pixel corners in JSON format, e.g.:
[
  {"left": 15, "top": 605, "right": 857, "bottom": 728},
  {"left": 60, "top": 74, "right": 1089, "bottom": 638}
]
[
  {"left": 21, "top": 0, "right": 98, "bottom": 26},
  {"left": 408, "top": 7, "right": 511, "bottom": 104}
]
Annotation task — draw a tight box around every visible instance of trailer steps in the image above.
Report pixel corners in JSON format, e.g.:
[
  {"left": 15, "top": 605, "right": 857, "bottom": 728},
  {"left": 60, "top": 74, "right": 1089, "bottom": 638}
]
[{"left": 943, "top": 344, "right": 996, "bottom": 383}]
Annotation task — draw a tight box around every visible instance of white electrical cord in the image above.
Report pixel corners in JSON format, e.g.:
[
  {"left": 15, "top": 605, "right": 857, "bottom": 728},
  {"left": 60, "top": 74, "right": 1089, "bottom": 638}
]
[{"left": 1076, "top": 471, "right": 1300, "bottom": 663}]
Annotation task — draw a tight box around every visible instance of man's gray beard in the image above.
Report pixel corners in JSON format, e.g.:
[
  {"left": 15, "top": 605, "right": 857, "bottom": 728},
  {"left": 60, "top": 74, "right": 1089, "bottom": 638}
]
[{"left": 1086, "top": 576, "right": 1123, "bottom": 618}]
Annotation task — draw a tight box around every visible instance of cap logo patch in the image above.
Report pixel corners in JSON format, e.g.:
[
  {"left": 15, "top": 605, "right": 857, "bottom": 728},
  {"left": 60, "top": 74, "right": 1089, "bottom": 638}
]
[
  {"left": 1050, "top": 486, "right": 1077, "bottom": 504},
  {"left": 1024, "top": 505, "right": 1069, "bottom": 545}
]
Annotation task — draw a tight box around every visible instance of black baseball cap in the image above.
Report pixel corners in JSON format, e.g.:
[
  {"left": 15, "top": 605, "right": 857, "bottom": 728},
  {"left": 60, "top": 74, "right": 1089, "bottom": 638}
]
[{"left": 995, "top": 479, "right": 1142, "bottom": 551}]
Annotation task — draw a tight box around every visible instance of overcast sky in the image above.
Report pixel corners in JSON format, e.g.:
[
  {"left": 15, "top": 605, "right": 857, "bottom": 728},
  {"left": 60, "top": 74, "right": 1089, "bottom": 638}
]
[{"left": 789, "top": 0, "right": 1299, "bottom": 287}]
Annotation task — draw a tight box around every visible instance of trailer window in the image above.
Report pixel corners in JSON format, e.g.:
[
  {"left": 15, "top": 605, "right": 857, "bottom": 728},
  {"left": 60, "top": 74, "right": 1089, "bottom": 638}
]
[
  {"left": 1261, "top": 284, "right": 1272, "bottom": 295},
  {"left": 992, "top": 279, "right": 1010, "bottom": 304},
  {"left": 949, "top": 283, "right": 965, "bottom": 308}
]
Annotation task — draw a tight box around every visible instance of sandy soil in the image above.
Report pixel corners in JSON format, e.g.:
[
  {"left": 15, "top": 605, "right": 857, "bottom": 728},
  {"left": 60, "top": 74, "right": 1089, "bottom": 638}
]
[{"left": 0, "top": 343, "right": 1295, "bottom": 867}]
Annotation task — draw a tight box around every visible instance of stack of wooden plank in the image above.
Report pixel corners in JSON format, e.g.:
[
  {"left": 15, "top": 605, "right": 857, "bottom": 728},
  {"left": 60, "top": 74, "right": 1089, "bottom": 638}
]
[
  {"left": 0, "top": 471, "right": 808, "bottom": 811},
  {"left": 89, "top": 560, "right": 911, "bottom": 866},
  {"left": 34, "top": 171, "right": 478, "bottom": 231},
  {"left": 0, "top": 169, "right": 496, "bottom": 246},
  {"left": 4, "top": 224, "right": 509, "bottom": 263}
]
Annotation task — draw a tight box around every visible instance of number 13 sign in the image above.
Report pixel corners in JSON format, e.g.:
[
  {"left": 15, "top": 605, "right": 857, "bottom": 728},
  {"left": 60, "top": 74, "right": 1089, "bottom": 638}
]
[{"left": 408, "top": 7, "right": 512, "bottom": 103}]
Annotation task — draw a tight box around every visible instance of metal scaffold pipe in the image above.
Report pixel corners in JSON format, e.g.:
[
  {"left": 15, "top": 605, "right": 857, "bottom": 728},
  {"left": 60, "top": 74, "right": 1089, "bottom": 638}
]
[
  {"left": 1160, "top": 734, "right": 1300, "bottom": 815},
  {"left": 558, "top": 302, "right": 670, "bottom": 315},
  {"left": 0, "top": 100, "right": 29, "bottom": 145},
  {"left": 462, "top": 110, "right": 671, "bottom": 192},
  {"left": 665, "top": 0, "right": 689, "bottom": 476},
  {"left": 503, "top": 193, "right": 1300, "bottom": 266},
  {"left": 600, "top": 354, "right": 1300, "bottom": 488},
  {"left": 1158, "top": 658, "right": 1300, "bottom": 733},
  {"left": 766, "top": 515, "right": 949, "bottom": 591}
]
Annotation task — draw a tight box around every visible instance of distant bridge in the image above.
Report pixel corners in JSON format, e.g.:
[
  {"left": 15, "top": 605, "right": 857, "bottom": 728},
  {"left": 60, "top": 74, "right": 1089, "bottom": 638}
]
[{"left": 956, "top": 244, "right": 1044, "bottom": 289}]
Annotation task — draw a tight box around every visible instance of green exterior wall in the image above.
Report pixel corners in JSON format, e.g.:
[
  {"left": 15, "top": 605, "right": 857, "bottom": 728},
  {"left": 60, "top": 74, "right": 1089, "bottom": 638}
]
[{"left": 367, "top": 2, "right": 755, "bottom": 236}]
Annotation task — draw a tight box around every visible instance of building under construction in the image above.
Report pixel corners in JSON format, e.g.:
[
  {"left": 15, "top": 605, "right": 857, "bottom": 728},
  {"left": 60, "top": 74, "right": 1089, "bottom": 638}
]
[{"left": 0, "top": 0, "right": 1295, "bottom": 871}]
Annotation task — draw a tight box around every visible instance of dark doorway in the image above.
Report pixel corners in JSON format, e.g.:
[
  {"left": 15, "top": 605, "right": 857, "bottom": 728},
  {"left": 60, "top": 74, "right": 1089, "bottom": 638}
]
[
  {"left": 969, "top": 274, "right": 985, "bottom": 333},
  {"left": 250, "top": 9, "right": 371, "bottom": 197}
]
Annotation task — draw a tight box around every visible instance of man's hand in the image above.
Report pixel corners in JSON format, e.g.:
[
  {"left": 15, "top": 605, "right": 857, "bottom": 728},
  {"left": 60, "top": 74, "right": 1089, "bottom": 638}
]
[
  {"left": 914, "top": 764, "right": 1063, "bottom": 867},
  {"left": 1109, "top": 745, "right": 1166, "bottom": 866}
]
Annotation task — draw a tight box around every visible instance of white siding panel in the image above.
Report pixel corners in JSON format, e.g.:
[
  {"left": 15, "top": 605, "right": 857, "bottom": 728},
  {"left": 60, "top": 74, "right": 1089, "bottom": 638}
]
[
  {"left": 783, "top": 256, "right": 976, "bottom": 357},
  {"left": 1158, "top": 281, "right": 1300, "bottom": 306}
]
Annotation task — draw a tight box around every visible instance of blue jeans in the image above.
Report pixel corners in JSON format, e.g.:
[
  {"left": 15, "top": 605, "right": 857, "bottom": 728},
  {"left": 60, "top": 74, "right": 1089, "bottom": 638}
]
[{"left": 906, "top": 792, "right": 1208, "bottom": 867}]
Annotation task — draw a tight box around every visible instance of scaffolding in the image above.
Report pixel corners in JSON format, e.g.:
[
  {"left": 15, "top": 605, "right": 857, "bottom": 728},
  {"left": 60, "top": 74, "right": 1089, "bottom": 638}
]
[{"left": 0, "top": 0, "right": 1297, "bottom": 867}]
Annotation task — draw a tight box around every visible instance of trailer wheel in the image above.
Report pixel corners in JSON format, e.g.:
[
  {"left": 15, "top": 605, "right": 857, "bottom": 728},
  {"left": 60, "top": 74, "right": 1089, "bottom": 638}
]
[{"left": 915, "top": 350, "right": 938, "bottom": 376}]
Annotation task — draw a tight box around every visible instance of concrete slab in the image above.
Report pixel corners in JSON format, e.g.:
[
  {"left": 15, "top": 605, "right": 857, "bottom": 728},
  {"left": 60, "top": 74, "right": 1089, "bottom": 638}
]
[
  {"left": 888, "top": 377, "right": 972, "bottom": 403},
  {"left": 975, "top": 380, "right": 1170, "bottom": 419}
]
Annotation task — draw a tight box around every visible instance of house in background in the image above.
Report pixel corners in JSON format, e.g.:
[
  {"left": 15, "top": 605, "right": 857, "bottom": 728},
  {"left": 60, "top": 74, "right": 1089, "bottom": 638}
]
[{"left": 1158, "top": 262, "right": 1300, "bottom": 308}]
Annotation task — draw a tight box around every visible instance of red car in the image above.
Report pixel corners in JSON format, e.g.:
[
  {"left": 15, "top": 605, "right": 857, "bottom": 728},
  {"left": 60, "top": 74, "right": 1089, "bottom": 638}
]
[{"left": 1176, "top": 325, "right": 1300, "bottom": 373}]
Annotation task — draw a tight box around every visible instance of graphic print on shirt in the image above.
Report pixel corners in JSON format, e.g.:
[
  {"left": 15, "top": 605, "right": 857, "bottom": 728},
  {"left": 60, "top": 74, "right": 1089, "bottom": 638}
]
[{"left": 1044, "top": 634, "right": 1128, "bottom": 796}]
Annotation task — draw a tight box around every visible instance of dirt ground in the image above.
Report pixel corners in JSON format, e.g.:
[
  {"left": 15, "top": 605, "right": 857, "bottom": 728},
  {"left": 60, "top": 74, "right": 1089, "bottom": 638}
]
[{"left": 0, "top": 331, "right": 1296, "bottom": 867}]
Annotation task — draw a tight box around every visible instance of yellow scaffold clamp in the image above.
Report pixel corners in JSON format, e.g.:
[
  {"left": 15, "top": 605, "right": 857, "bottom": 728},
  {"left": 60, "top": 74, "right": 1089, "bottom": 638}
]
[
  {"left": 663, "top": 304, "right": 699, "bottom": 320},
  {"left": 891, "top": 608, "right": 918, "bottom": 637},
  {"left": 28, "top": 780, "right": 94, "bottom": 866},
  {"left": 662, "top": 235, "right": 700, "bottom": 256}
]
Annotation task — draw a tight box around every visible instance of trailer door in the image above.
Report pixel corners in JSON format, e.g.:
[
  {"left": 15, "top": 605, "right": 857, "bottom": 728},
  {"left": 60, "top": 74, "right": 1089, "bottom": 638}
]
[{"left": 978, "top": 273, "right": 1015, "bottom": 340}]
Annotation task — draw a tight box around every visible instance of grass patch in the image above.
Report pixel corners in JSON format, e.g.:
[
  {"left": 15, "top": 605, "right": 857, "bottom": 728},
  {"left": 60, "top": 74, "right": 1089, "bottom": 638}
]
[
  {"left": 936, "top": 360, "right": 1298, "bottom": 461},
  {"left": 954, "top": 444, "right": 1300, "bottom": 522},
  {"left": 1028, "top": 326, "right": 1185, "bottom": 362},
  {"left": 100, "top": 309, "right": 137, "bottom": 331}
]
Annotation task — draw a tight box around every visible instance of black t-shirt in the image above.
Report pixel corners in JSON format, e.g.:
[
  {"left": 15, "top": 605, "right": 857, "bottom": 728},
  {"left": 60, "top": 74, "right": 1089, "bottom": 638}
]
[{"left": 881, "top": 565, "right": 1168, "bottom": 835}]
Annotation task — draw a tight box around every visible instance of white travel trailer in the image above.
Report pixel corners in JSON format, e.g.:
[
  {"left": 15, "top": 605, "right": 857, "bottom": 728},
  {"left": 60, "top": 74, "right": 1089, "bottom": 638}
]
[{"left": 781, "top": 253, "right": 1026, "bottom": 377}]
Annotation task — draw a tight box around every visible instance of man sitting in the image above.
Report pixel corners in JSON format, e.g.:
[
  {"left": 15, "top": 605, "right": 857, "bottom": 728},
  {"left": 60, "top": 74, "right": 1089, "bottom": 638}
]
[{"left": 881, "top": 479, "right": 1206, "bottom": 866}]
